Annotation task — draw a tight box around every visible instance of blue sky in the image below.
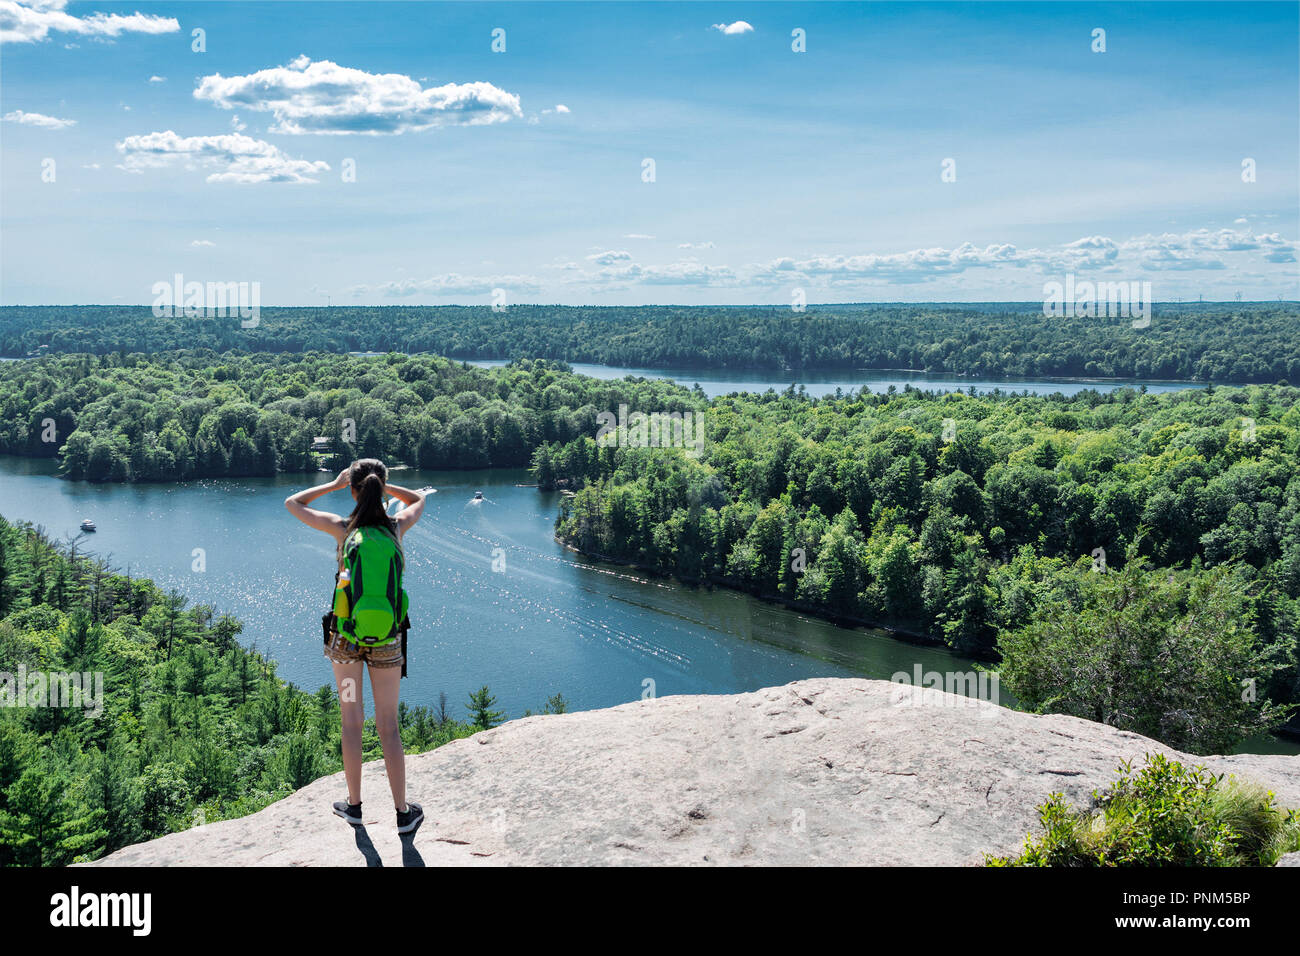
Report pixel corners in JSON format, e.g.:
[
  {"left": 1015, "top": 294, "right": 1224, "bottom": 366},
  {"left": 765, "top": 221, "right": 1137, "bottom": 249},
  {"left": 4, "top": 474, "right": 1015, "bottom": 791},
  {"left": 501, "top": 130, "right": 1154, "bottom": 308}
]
[{"left": 1, "top": 1, "right": 1297, "bottom": 305}]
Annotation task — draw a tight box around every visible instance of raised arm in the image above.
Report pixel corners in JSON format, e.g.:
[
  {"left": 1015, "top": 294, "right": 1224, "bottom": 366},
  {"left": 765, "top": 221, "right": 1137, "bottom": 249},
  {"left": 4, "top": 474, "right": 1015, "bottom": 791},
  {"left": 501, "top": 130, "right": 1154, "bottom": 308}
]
[
  {"left": 285, "top": 470, "right": 350, "bottom": 539},
  {"left": 385, "top": 483, "right": 427, "bottom": 537}
]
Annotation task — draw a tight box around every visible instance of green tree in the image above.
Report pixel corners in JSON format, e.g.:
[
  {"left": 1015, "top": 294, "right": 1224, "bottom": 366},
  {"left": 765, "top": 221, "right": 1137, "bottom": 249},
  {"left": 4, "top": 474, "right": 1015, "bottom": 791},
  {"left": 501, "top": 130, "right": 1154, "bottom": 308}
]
[
  {"left": 467, "top": 686, "right": 505, "bottom": 729},
  {"left": 997, "top": 557, "right": 1293, "bottom": 753}
]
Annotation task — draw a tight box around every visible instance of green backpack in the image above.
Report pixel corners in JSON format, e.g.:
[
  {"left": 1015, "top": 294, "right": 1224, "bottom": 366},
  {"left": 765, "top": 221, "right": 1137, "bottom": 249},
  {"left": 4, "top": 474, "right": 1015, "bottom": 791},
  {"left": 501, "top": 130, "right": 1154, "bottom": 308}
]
[{"left": 333, "top": 525, "right": 409, "bottom": 647}]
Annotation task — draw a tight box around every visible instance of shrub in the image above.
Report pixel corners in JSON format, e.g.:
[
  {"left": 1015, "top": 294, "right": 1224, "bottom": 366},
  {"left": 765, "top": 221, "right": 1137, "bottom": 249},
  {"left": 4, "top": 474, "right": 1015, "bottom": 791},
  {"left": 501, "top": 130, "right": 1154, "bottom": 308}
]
[{"left": 987, "top": 754, "right": 1300, "bottom": 867}]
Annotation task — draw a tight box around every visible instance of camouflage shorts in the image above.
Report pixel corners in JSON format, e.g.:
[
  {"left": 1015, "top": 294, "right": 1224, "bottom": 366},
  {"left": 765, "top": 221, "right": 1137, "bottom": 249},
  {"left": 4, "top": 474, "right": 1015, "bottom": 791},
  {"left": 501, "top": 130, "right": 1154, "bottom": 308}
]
[{"left": 324, "top": 629, "right": 404, "bottom": 669}]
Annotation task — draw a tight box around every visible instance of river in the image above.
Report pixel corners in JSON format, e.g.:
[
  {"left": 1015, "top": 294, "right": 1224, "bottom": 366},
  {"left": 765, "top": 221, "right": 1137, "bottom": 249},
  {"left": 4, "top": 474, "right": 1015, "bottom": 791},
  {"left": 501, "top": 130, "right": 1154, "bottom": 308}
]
[
  {"left": 0, "top": 456, "right": 985, "bottom": 722},
  {"left": 2, "top": 454, "right": 1293, "bottom": 754},
  {"left": 466, "top": 359, "right": 1206, "bottom": 399}
]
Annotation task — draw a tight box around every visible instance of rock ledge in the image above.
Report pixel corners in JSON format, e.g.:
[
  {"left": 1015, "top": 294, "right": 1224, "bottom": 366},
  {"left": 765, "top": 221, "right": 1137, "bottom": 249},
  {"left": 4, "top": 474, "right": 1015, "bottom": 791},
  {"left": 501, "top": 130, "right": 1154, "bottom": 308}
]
[{"left": 90, "top": 679, "right": 1300, "bottom": 866}]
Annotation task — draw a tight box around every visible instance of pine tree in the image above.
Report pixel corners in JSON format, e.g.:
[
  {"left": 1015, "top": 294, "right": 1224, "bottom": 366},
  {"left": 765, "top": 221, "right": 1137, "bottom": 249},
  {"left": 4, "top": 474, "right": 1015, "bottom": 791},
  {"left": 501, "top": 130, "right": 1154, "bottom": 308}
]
[{"left": 467, "top": 686, "right": 504, "bottom": 729}]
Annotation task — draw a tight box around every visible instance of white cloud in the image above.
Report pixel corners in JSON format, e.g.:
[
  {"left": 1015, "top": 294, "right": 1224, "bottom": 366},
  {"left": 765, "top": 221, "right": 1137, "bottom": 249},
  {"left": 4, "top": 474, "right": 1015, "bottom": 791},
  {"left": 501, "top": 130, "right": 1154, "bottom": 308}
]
[
  {"left": 353, "top": 274, "right": 542, "bottom": 297},
  {"left": 586, "top": 250, "right": 633, "bottom": 265},
  {"left": 756, "top": 243, "right": 1030, "bottom": 284},
  {"left": 115, "top": 130, "right": 330, "bottom": 184},
  {"left": 582, "top": 258, "right": 740, "bottom": 288},
  {"left": 3, "top": 108, "right": 75, "bottom": 128},
  {"left": 194, "top": 56, "right": 523, "bottom": 135},
  {"left": 678, "top": 241, "right": 715, "bottom": 249},
  {"left": 355, "top": 226, "right": 1297, "bottom": 300},
  {"left": 82, "top": 162, "right": 99, "bottom": 169},
  {"left": 1055, "top": 235, "right": 1120, "bottom": 267},
  {"left": 0, "top": 0, "right": 178, "bottom": 44},
  {"left": 1121, "top": 228, "right": 1296, "bottom": 267},
  {"left": 711, "top": 21, "right": 754, "bottom": 35},
  {"left": 190, "top": 239, "right": 215, "bottom": 247},
  {"left": 148, "top": 75, "right": 165, "bottom": 83},
  {"left": 749, "top": 227, "right": 1296, "bottom": 286},
  {"left": 229, "top": 114, "right": 247, "bottom": 132}
]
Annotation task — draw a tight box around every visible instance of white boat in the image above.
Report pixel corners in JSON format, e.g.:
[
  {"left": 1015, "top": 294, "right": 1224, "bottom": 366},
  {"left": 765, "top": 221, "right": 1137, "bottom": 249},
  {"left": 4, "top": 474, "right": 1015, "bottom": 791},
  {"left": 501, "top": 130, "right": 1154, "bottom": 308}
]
[{"left": 79, "top": 519, "right": 96, "bottom": 532}]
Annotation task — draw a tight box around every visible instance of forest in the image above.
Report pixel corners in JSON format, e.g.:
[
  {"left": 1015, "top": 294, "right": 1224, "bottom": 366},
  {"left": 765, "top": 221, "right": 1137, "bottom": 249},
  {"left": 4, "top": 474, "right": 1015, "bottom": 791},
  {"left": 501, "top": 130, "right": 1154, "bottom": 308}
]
[
  {"left": 0, "top": 516, "right": 556, "bottom": 866},
  {"left": 0, "top": 351, "right": 700, "bottom": 482},
  {"left": 2, "top": 301, "right": 1298, "bottom": 383},
  {"left": 1, "top": 348, "right": 1297, "bottom": 759},
  {"left": 541, "top": 382, "right": 1300, "bottom": 753}
]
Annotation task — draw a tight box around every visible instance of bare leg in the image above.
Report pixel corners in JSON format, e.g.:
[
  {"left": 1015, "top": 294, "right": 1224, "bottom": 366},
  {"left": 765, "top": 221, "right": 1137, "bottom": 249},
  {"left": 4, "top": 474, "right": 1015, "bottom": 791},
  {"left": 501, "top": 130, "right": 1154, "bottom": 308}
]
[
  {"left": 332, "top": 660, "right": 365, "bottom": 805},
  {"left": 369, "top": 663, "right": 406, "bottom": 811}
]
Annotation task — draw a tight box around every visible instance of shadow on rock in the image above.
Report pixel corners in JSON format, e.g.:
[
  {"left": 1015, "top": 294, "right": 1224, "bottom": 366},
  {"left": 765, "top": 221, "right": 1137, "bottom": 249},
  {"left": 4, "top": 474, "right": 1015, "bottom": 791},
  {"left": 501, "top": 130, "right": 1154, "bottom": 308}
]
[
  {"left": 400, "top": 833, "right": 425, "bottom": 867},
  {"left": 353, "top": 827, "right": 382, "bottom": 867}
]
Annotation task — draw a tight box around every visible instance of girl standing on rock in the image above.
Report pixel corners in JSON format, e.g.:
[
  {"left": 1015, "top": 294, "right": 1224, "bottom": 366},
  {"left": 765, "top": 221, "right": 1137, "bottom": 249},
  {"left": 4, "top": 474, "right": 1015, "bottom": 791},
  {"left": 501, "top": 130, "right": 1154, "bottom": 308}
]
[{"left": 285, "top": 458, "right": 427, "bottom": 836}]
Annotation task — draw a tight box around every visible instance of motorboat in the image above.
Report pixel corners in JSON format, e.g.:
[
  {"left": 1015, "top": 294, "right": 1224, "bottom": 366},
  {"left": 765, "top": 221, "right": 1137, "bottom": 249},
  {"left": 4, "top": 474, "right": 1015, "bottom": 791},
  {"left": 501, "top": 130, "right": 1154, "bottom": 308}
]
[{"left": 79, "top": 519, "right": 96, "bottom": 532}]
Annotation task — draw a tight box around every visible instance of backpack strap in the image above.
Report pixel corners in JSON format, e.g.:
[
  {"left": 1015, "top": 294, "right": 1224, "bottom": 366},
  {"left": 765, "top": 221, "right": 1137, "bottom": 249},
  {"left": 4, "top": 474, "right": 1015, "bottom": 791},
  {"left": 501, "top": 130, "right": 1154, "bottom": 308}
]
[{"left": 399, "top": 615, "right": 409, "bottom": 679}]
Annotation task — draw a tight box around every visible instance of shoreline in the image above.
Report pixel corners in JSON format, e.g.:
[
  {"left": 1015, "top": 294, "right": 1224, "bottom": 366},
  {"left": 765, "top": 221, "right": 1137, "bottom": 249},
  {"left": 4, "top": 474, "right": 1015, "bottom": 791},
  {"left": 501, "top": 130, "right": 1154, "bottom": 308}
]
[
  {"left": 0, "top": 352, "right": 1244, "bottom": 388},
  {"left": 553, "top": 535, "right": 995, "bottom": 662},
  {"left": 554, "top": 535, "right": 1300, "bottom": 744}
]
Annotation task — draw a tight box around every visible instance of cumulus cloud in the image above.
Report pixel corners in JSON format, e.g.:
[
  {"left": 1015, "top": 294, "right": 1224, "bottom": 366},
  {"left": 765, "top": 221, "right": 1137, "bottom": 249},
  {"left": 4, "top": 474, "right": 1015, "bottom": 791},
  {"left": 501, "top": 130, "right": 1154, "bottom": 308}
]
[
  {"left": 115, "top": 130, "right": 330, "bottom": 184},
  {"left": 1121, "top": 228, "right": 1296, "bottom": 267},
  {"left": 148, "top": 75, "right": 165, "bottom": 83},
  {"left": 541, "top": 104, "right": 570, "bottom": 115},
  {"left": 749, "top": 227, "right": 1296, "bottom": 286},
  {"left": 0, "top": 0, "right": 178, "bottom": 44},
  {"left": 1055, "top": 235, "right": 1120, "bottom": 268},
  {"left": 352, "top": 274, "right": 541, "bottom": 298},
  {"left": 586, "top": 250, "right": 633, "bottom": 266},
  {"left": 3, "top": 108, "right": 75, "bottom": 128},
  {"left": 194, "top": 56, "right": 523, "bottom": 135},
  {"left": 711, "top": 20, "right": 754, "bottom": 35},
  {"left": 756, "top": 243, "right": 1028, "bottom": 284},
  {"left": 353, "top": 226, "right": 1295, "bottom": 299},
  {"left": 581, "top": 258, "right": 739, "bottom": 288}
]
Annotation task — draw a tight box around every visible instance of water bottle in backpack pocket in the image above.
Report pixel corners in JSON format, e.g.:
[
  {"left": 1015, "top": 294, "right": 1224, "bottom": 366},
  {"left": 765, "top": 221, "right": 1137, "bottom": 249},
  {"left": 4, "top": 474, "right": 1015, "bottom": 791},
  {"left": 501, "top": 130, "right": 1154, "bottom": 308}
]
[{"left": 333, "top": 567, "right": 351, "bottom": 618}]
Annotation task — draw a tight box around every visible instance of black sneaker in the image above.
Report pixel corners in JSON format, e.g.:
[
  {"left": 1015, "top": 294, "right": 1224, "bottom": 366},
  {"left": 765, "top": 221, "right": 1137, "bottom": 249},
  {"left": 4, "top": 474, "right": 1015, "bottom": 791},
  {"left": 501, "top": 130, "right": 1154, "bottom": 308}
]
[
  {"left": 396, "top": 802, "right": 424, "bottom": 835},
  {"left": 333, "top": 799, "right": 363, "bottom": 826}
]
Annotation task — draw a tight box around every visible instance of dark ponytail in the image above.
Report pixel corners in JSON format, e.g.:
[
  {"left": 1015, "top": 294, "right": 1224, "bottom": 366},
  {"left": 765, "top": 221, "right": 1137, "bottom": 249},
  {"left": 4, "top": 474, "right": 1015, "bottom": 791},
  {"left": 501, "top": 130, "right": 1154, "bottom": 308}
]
[{"left": 340, "top": 458, "right": 396, "bottom": 562}]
